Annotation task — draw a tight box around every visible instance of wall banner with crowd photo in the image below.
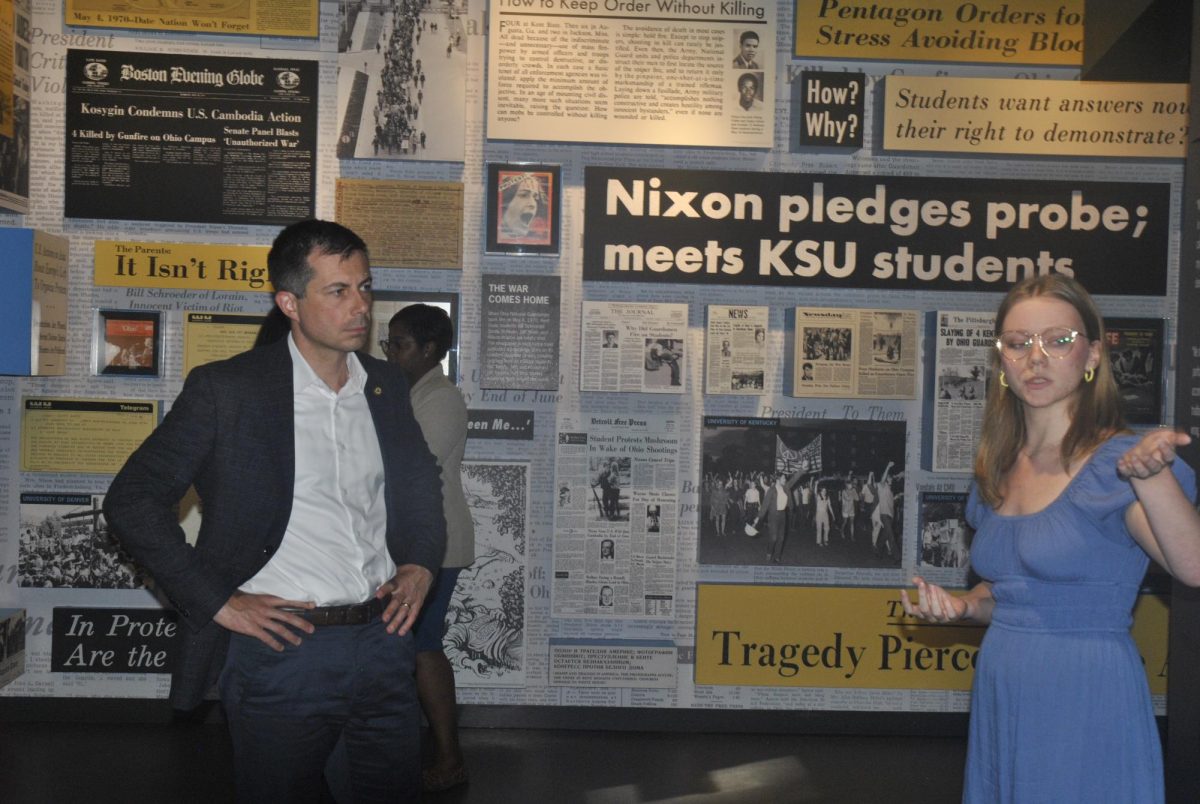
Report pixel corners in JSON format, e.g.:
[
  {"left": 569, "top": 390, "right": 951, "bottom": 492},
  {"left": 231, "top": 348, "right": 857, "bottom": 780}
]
[{"left": 582, "top": 167, "right": 1170, "bottom": 294}]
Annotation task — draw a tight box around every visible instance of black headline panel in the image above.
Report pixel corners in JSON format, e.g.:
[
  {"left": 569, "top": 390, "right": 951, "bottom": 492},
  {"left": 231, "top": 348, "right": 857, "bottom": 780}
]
[
  {"left": 52, "top": 607, "right": 179, "bottom": 674},
  {"left": 583, "top": 167, "right": 1169, "bottom": 295},
  {"left": 66, "top": 49, "right": 317, "bottom": 226}
]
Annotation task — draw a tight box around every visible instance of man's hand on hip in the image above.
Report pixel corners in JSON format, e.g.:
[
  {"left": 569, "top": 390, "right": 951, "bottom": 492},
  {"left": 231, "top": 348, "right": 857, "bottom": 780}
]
[
  {"left": 213, "top": 590, "right": 315, "bottom": 651},
  {"left": 376, "top": 565, "right": 434, "bottom": 636}
]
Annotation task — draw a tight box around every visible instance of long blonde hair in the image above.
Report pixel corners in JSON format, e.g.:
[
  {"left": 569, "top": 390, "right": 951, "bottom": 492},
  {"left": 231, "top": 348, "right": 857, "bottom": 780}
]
[{"left": 973, "top": 275, "right": 1127, "bottom": 506}]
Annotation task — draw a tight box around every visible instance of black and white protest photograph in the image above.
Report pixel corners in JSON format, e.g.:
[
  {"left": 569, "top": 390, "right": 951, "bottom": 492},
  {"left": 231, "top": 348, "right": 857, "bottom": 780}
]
[
  {"left": 872, "top": 312, "right": 905, "bottom": 364},
  {"left": 337, "top": 0, "right": 467, "bottom": 161},
  {"left": 937, "top": 366, "right": 985, "bottom": 401},
  {"left": 699, "top": 418, "right": 905, "bottom": 568},
  {"left": 803, "top": 327, "right": 851, "bottom": 362},
  {"left": 918, "top": 492, "right": 973, "bottom": 569},
  {"left": 18, "top": 494, "right": 147, "bottom": 589},
  {"left": 732, "top": 370, "right": 764, "bottom": 391},
  {"left": 589, "top": 456, "right": 629, "bottom": 522},
  {"left": 644, "top": 338, "right": 684, "bottom": 388},
  {"left": 1104, "top": 317, "right": 1164, "bottom": 425}
]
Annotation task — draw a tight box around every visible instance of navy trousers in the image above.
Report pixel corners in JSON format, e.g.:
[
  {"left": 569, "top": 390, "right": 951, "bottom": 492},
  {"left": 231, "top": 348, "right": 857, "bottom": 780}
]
[{"left": 219, "top": 617, "right": 419, "bottom": 803}]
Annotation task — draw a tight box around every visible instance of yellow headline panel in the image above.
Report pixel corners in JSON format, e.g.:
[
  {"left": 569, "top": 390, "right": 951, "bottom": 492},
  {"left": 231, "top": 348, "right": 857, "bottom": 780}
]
[
  {"left": 182, "top": 311, "right": 266, "bottom": 378},
  {"left": 794, "top": 0, "right": 1083, "bottom": 66},
  {"left": 65, "top": 0, "right": 317, "bottom": 38},
  {"left": 884, "top": 76, "right": 1187, "bottom": 159},
  {"left": 94, "top": 241, "right": 271, "bottom": 292},
  {"left": 20, "top": 397, "right": 158, "bottom": 474},
  {"left": 695, "top": 584, "right": 1168, "bottom": 694}
]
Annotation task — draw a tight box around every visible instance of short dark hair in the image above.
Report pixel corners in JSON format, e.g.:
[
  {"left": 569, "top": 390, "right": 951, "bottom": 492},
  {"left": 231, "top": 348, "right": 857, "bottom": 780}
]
[
  {"left": 389, "top": 304, "right": 454, "bottom": 362},
  {"left": 740, "top": 30, "right": 758, "bottom": 45},
  {"left": 268, "top": 219, "right": 368, "bottom": 298},
  {"left": 738, "top": 72, "right": 759, "bottom": 92},
  {"left": 253, "top": 305, "right": 292, "bottom": 348}
]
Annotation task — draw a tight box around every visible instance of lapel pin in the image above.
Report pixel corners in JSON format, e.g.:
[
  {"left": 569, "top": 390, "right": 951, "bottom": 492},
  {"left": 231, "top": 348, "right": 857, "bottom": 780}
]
[{"left": 373, "top": 386, "right": 382, "bottom": 396}]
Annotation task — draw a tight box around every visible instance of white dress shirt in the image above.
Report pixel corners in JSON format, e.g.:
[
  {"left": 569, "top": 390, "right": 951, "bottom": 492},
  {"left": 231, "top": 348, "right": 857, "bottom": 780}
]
[{"left": 240, "top": 335, "right": 394, "bottom": 605}]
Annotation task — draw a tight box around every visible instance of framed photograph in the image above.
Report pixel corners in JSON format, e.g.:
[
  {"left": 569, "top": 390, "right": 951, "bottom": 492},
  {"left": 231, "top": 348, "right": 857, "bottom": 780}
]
[
  {"left": 1104, "top": 317, "right": 1165, "bottom": 426},
  {"left": 917, "top": 491, "right": 972, "bottom": 570},
  {"left": 367, "top": 291, "right": 460, "bottom": 383},
  {"left": 94, "top": 309, "right": 161, "bottom": 377},
  {"left": 485, "top": 163, "right": 561, "bottom": 256}
]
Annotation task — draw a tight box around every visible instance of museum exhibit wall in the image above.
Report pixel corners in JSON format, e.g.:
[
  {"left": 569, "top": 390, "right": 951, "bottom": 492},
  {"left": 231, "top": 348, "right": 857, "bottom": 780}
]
[{"left": 0, "top": 0, "right": 1189, "bottom": 720}]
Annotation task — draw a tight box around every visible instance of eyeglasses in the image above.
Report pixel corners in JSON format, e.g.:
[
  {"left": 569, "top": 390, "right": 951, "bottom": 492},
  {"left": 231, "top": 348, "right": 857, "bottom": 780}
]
[
  {"left": 378, "top": 336, "right": 407, "bottom": 355},
  {"left": 995, "top": 327, "right": 1080, "bottom": 361}
]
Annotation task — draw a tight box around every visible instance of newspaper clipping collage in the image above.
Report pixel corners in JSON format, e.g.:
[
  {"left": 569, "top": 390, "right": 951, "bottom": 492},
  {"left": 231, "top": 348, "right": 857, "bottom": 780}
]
[{"left": 0, "top": 0, "right": 1187, "bottom": 715}]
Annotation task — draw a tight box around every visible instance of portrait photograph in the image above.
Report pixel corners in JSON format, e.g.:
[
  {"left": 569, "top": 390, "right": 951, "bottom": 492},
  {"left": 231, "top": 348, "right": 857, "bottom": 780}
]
[
  {"left": 485, "top": 163, "right": 561, "bottom": 255},
  {"left": 734, "top": 71, "right": 764, "bottom": 114}
]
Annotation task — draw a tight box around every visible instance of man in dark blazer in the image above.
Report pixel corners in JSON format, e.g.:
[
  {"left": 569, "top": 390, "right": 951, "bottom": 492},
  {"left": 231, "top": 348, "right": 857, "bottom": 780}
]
[{"left": 105, "top": 219, "right": 445, "bottom": 803}]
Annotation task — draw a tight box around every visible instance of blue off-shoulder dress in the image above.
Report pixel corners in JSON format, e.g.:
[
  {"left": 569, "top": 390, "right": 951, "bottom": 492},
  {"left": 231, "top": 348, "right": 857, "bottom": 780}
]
[{"left": 964, "top": 435, "right": 1196, "bottom": 803}]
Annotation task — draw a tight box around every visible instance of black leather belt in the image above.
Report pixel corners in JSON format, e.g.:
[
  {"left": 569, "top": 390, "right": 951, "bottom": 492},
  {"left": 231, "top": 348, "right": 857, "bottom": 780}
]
[{"left": 280, "top": 597, "right": 384, "bottom": 626}]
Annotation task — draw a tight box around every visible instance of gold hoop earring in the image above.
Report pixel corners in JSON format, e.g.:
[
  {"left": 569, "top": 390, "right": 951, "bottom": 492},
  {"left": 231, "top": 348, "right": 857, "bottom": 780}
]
[
  {"left": 1084, "top": 368, "right": 1095, "bottom": 383},
  {"left": 999, "top": 371, "right": 1008, "bottom": 389}
]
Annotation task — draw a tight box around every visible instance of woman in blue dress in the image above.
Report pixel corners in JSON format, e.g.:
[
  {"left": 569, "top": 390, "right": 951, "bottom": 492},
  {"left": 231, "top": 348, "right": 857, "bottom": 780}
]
[{"left": 901, "top": 275, "right": 1200, "bottom": 803}]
